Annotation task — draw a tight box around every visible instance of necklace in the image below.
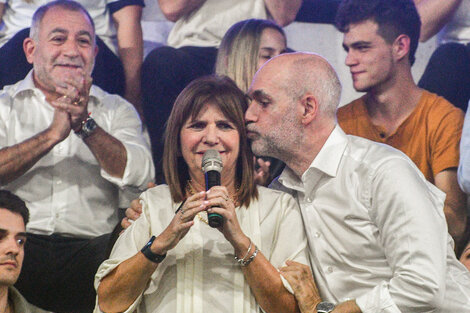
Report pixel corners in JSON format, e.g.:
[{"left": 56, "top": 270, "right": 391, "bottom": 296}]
[{"left": 185, "top": 180, "right": 240, "bottom": 225}]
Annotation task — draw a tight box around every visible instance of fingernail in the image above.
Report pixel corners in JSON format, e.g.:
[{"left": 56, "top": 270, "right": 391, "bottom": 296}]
[{"left": 203, "top": 201, "right": 209, "bottom": 205}]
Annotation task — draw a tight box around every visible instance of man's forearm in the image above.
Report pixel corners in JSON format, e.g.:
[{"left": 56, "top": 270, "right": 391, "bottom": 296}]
[
  {"left": 83, "top": 126, "right": 127, "bottom": 178},
  {"left": 264, "top": 0, "right": 302, "bottom": 26},
  {"left": 113, "top": 5, "right": 144, "bottom": 118},
  {"left": 0, "top": 129, "right": 60, "bottom": 185},
  {"left": 414, "top": 0, "right": 463, "bottom": 42},
  {"left": 157, "top": 0, "right": 205, "bottom": 22}
]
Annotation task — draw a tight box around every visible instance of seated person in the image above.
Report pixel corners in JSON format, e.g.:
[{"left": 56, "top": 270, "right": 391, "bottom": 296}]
[
  {"left": 415, "top": 0, "right": 470, "bottom": 111},
  {"left": 0, "top": 0, "right": 144, "bottom": 114},
  {"left": 0, "top": 1, "right": 154, "bottom": 312},
  {"left": 335, "top": 0, "right": 467, "bottom": 248},
  {"left": 95, "top": 76, "right": 308, "bottom": 313},
  {"left": 0, "top": 190, "right": 49, "bottom": 313},
  {"left": 142, "top": 0, "right": 301, "bottom": 181}
]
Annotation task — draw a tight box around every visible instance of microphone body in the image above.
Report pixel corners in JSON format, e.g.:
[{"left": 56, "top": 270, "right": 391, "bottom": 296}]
[{"left": 202, "top": 150, "right": 224, "bottom": 228}]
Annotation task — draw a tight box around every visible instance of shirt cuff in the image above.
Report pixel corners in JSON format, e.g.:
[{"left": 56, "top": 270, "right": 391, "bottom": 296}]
[
  {"left": 355, "top": 282, "right": 401, "bottom": 313},
  {"left": 101, "top": 141, "right": 155, "bottom": 190}
]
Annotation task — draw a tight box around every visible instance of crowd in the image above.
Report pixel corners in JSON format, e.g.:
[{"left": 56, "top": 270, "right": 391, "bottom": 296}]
[{"left": 0, "top": 0, "right": 470, "bottom": 312}]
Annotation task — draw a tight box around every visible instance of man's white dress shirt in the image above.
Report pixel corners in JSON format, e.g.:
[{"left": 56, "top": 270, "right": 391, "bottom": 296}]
[
  {"left": 272, "top": 126, "right": 470, "bottom": 312},
  {"left": 0, "top": 71, "right": 154, "bottom": 238}
]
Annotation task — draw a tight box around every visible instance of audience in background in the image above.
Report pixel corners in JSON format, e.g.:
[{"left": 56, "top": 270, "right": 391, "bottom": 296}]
[
  {"left": 0, "top": 190, "right": 49, "bottom": 313},
  {"left": 247, "top": 51, "right": 470, "bottom": 313},
  {"left": 415, "top": 0, "right": 470, "bottom": 111},
  {"left": 0, "top": 1, "right": 153, "bottom": 312},
  {"left": 335, "top": 0, "right": 467, "bottom": 248},
  {"left": 0, "top": 0, "right": 145, "bottom": 116},
  {"left": 142, "top": 0, "right": 301, "bottom": 182}
]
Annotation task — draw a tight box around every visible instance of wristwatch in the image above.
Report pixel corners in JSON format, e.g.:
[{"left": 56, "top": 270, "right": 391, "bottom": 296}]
[
  {"left": 316, "top": 301, "right": 336, "bottom": 313},
  {"left": 141, "top": 235, "right": 166, "bottom": 263},
  {"left": 74, "top": 116, "right": 97, "bottom": 139}
]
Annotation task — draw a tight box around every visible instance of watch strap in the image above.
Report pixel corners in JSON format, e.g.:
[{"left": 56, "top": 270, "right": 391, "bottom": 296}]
[
  {"left": 141, "top": 235, "right": 166, "bottom": 263},
  {"left": 74, "top": 116, "right": 97, "bottom": 139}
]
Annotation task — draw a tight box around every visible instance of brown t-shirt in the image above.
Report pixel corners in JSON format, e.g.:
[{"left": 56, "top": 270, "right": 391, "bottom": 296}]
[{"left": 337, "top": 90, "right": 464, "bottom": 183}]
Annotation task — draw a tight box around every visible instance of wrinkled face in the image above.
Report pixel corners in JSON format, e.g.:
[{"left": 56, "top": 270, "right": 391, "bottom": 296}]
[
  {"left": 459, "top": 242, "right": 470, "bottom": 272},
  {"left": 342, "top": 19, "right": 395, "bottom": 92},
  {"left": 257, "top": 28, "right": 287, "bottom": 70},
  {"left": 245, "top": 64, "right": 300, "bottom": 160},
  {"left": 25, "top": 6, "right": 97, "bottom": 96},
  {"left": 180, "top": 103, "right": 240, "bottom": 183},
  {"left": 0, "top": 209, "right": 26, "bottom": 287}
]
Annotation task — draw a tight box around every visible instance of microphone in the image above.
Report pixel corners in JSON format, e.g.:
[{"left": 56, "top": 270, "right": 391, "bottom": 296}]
[{"left": 202, "top": 149, "right": 223, "bottom": 228}]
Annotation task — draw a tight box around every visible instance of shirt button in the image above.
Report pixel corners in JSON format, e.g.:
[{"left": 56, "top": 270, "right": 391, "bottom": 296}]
[
  {"left": 314, "top": 231, "right": 321, "bottom": 238},
  {"left": 306, "top": 197, "right": 312, "bottom": 202},
  {"left": 326, "top": 266, "right": 333, "bottom": 273},
  {"left": 55, "top": 213, "right": 60, "bottom": 218}
]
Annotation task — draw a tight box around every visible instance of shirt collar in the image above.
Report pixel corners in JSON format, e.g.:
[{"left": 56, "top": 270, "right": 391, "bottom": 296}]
[
  {"left": 12, "top": 70, "right": 101, "bottom": 104},
  {"left": 278, "top": 125, "right": 349, "bottom": 192}
]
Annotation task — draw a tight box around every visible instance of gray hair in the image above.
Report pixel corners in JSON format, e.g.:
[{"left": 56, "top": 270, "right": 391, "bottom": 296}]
[
  {"left": 287, "top": 54, "right": 342, "bottom": 119},
  {"left": 30, "top": 0, "right": 95, "bottom": 42}
]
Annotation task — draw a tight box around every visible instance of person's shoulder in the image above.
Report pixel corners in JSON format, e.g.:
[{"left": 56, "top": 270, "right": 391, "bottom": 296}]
[
  {"left": 257, "top": 185, "right": 297, "bottom": 206},
  {"left": 140, "top": 184, "right": 171, "bottom": 202},
  {"left": 419, "top": 90, "right": 464, "bottom": 116},
  {"left": 344, "top": 134, "right": 415, "bottom": 170},
  {"left": 417, "top": 90, "right": 464, "bottom": 130},
  {"left": 9, "top": 286, "right": 51, "bottom": 313}
]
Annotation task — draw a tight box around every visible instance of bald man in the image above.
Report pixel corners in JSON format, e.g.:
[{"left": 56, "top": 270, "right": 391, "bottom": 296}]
[{"left": 245, "top": 52, "right": 470, "bottom": 313}]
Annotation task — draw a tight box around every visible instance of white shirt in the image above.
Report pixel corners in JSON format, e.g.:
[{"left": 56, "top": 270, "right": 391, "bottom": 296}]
[
  {"left": 94, "top": 185, "right": 308, "bottom": 313},
  {"left": 272, "top": 126, "right": 470, "bottom": 313},
  {"left": 0, "top": 0, "right": 144, "bottom": 54},
  {"left": 167, "top": 0, "right": 268, "bottom": 48},
  {"left": 0, "top": 71, "right": 154, "bottom": 238},
  {"left": 458, "top": 106, "right": 470, "bottom": 193}
]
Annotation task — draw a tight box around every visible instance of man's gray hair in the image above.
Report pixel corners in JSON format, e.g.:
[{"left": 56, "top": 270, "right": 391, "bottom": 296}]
[
  {"left": 29, "top": 0, "right": 95, "bottom": 41},
  {"left": 286, "top": 55, "right": 342, "bottom": 119}
]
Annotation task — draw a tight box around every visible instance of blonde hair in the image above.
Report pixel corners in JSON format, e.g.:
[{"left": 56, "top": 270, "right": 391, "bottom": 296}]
[{"left": 215, "top": 19, "right": 285, "bottom": 92}]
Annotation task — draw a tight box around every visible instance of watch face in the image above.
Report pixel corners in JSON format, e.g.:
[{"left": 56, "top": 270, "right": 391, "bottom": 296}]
[
  {"left": 84, "top": 118, "right": 97, "bottom": 132},
  {"left": 317, "top": 302, "right": 335, "bottom": 313}
]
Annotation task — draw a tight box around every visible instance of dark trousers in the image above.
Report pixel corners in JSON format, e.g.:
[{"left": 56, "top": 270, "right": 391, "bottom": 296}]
[
  {"left": 141, "top": 46, "right": 218, "bottom": 182},
  {"left": 0, "top": 28, "right": 125, "bottom": 96},
  {"left": 418, "top": 42, "right": 470, "bottom": 112},
  {"left": 14, "top": 233, "right": 112, "bottom": 313}
]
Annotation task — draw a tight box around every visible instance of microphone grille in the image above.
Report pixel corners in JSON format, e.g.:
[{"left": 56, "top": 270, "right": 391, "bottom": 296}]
[{"left": 202, "top": 149, "right": 223, "bottom": 173}]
